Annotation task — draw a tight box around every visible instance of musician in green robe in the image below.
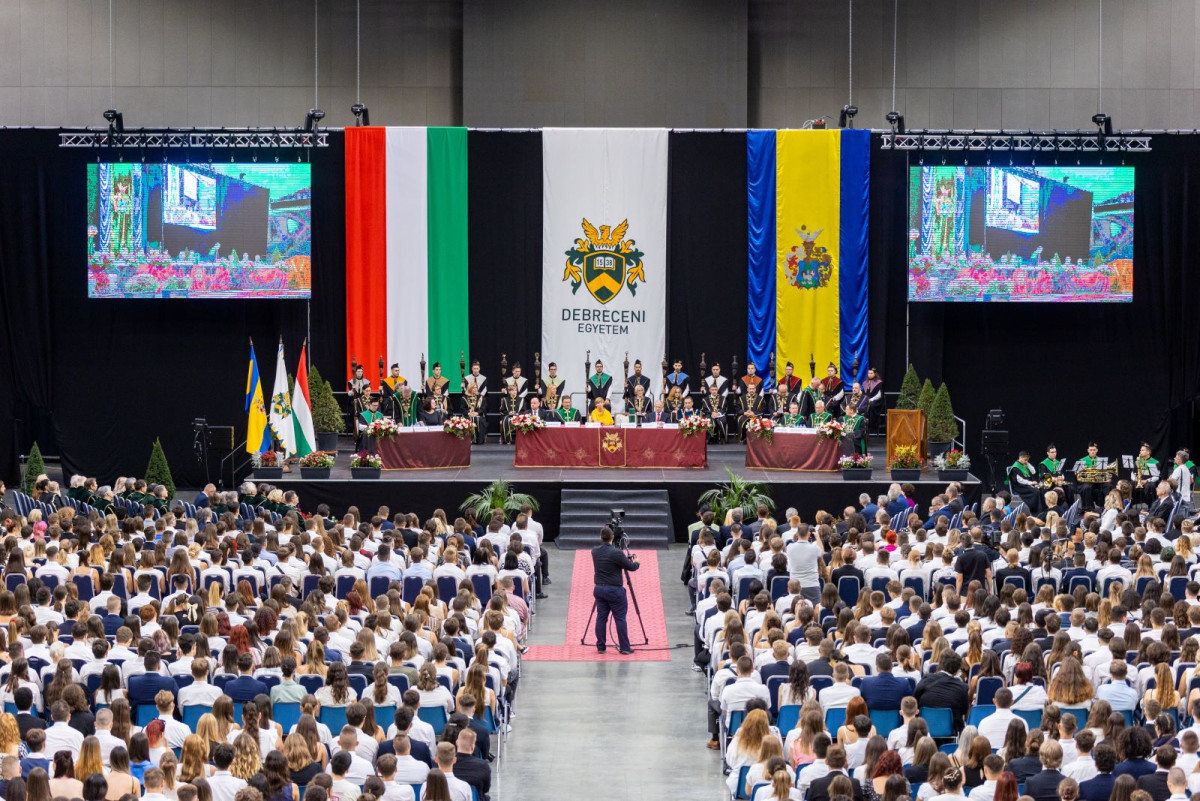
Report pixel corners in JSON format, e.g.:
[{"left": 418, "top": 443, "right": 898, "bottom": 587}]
[
  {"left": 780, "top": 400, "right": 804, "bottom": 427},
  {"left": 357, "top": 395, "right": 384, "bottom": 454},
  {"left": 587, "top": 360, "right": 613, "bottom": 410},
  {"left": 842, "top": 406, "right": 867, "bottom": 456},
  {"left": 555, "top": 395, "right": 582, "bottom": 423},
  {"left": 1008, "top": 451, "right": 1040, "bottom": 510},
  {"left": 808, "top": 400, "right": 832, "bottom": 428},
  {"left": 1133, "top": 441, "right": 1161, "bottom": 505}
]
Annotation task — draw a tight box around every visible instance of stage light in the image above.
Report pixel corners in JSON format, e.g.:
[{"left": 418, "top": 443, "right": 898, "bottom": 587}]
[
  {"left": 839, "top": 104, "right": 858, "bottom": 129},
  {"left": 1092, "top": 112, "right": 1113, "bottom": 137},
  {"left": 885, "top": 111, "right": 905, "bottom": 135},
  {"left": 304, "top": 108, "right": 326, "bottom": 132},
  {"left": 351, "top": 104, "right": 370, "bottom": 126},
  {"left": 102, "top": 109, "right": 124, "bottom": 135}
]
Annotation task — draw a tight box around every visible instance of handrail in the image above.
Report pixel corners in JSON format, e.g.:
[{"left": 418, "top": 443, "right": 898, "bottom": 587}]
[{"left": 219, "top": 439, "right": 253, "bottom": 489}]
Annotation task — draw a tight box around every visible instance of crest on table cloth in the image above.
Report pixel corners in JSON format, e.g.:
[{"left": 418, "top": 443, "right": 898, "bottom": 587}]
[
  {"left": 602, "top": 432, "right": 624, "bottom": 453},
  {"left": 563, "top": 218, "right": 646, "bottom": 304},
  {"left": 784, "top": 225, "right": 834, "bottom": 290}
]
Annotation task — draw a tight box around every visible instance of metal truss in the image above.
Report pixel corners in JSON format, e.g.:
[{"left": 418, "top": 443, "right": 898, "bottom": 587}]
[
  {"left": 58, "top": 130, "right": 329, "bottom": 148},
  {"left": 880, "top": 131, "right": 1153, "bottom": 152}
]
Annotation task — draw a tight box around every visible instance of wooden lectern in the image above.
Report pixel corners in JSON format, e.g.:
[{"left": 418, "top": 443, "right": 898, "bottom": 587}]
[{"left": 887, "top": 409, "right": 927, "bottom": 465}]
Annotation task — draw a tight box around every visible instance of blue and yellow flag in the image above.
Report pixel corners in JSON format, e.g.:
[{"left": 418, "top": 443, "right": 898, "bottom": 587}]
[
  {"left": 746, "top": 129, "right": 870, "bottom": 386},
  {"left": 245, "top": 341, "right": 271, "bottom": 454}
]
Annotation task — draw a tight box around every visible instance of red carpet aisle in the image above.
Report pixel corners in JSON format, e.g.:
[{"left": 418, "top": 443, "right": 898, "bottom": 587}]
[{"left": 524, "top": 550, "right": 671, "bottom": 662}]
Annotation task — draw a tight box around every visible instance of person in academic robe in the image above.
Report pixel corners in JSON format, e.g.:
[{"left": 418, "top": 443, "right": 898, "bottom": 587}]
[
  {"left": 676, "top": 395, "right": 699, "bottom": 420},
  {"left": 645, "top": 399, "right": 671, "bottom": 425},
  {"left": 1133, "top": 442, "right": 1161, "bottom": 506},
  {"left": 92, "top": 487, "right": 115, "bottom": 516},
  {"left": 737, "top": 362, "right": 763, "bottom": 397},
  {"left": 357, "top": 395, "right": 385, "bottom": 453},
  {"left": 1008, "top": 451, "right": 1041, "bottom": 511},
  {"left": 846, "top": 382, "right": 865, "bottom": 416},
  {"left": 424, "top": 363, "right": 450, "bottom": 398},
  {"left": 665, "top": 359, "right": 690, "bottom": 398},
  {"left": 499, "top": 385, "right": 525, "bottom": 443},
  {"left": 588, "top": 361, "right": 613, "bottom": 409},
  {"left": 842, "top": 405, "right": 867, "bottom": 456},
  {"left": 462, "top": 360, "right": 487, "bottom": 400},
  {"left": 704, "top": 364, "right": 730, "bottom": 398},
  {"left": 553, "top": 395, "right": 582, "bottom": 424},
  {"left": 505, "top": 363, "right": 529, "bottom": 400},
  {"left": 779, "top": 399, "right": 805, "bottom": 427},
  {"left": 589, "top": 397, "right": 614, "bottom": 425},
  {"left": 778, "top": 362, "right": 803, "bottom": 405},
  {"left": 704, "top": 384, "right": 727, "bottom": 442},
  {"left": 624, "top": 360, "right": 652, "bottom": 404},
  {"left": 665, "top": 386, "right": 685, "bottom": 421},
  {"left": 347, "top": 365, "right": 371, "bottom": 415},
  {"left": 541, "top": 362, "right": 565, "bottom": 410},
  {"left": 381, "top": 363, "right": 407, "bottom": 416},
  {"left": 737, "top": 386, "right": 766, "bottom": 442},
  {"left": 819, "top": 362, "right": 845, "bottom": 416},
  {"left": 862, "top": 367, "right": 884, "bottom": 430},
  {"left": 808, "top": 400, "right": 832, "bottom": 428},
  {"left": 527, "top": 395, "right": 553, "bottom": 423},
  {"left": 797, "top": 378, "right": 822, "bottom": 419},
  {"left": 625, "top": 384, "right": 650, "bottom": 424},
  {"left": 461, "top": 382, "right": 487, "bottom": 445}
]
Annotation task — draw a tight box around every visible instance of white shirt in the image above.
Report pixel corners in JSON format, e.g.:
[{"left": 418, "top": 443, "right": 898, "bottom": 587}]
[
  {"left": 380, "top": 782, "right": 415, "bottom": 801},
  {"left": 720, "top": 678, "right": 771, "bottom": 717},
  {"left": 178, "top": 681, "right": 223, "bottom": 707},
  {"left": 95, "top": 728, "right": 125, "bottom": 765},
  {"left": 977, "top": 708, "right": 1025, "bottom": 749},
  {"left": 43, "top": 720, "right": 84, "bottom": 757},
  {"left": 967, "top": 781, "right": 997, "bottom": 801},
  {"left": 390, "top": 755, "right": 430, "bottom": 784},
  {"left": 1062, "top": 754, "right": 1098, "bottom": 782},
  {"left": 158, "top": 714, "right": 192, "bottom": 749},
  {"left": 208, "top": 771, "right": 248, "bottom": 801},
  {"left": 327, "top": 751, "right": 374, "bottom": 786},
  {"left": 436, "top": 773, "right": 472, "bottom": 801},
  {"left": 818, "top": 683, "right": 861, "bottom": 713}
]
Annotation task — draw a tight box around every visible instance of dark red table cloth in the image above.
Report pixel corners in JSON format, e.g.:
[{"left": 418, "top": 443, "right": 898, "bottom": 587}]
[
  {"left": 514, "top": 426, "right": 706, "bottom": 468},
  {"left": 378, "top": 432, "right": 471, "bottom": 470},
  {"left": 745, "top": 431, "right": 840, "bottom": 471}
]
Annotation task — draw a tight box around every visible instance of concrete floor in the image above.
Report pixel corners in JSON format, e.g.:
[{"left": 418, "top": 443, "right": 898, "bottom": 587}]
[{"left": 492, "top": 546, "right": 727, "bottom": 800}]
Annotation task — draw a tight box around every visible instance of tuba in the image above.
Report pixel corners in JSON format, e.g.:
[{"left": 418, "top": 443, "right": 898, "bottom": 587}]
[{"left": 1076, "top": 463, "right": 1119, "bottom": 484}]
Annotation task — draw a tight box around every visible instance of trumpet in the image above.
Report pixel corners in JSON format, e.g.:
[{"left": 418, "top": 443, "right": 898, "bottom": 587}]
[{"left": 1042, "top": 474, "right": 1066, "bottom": 488}]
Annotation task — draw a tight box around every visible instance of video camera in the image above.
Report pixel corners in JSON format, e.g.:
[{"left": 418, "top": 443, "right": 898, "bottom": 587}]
[{"left": 609, "top": 508, "right": 629, "bottom": 551}]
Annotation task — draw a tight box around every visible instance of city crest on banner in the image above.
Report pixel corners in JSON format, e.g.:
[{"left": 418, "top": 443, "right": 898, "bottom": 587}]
[{"left": 563, "top": 218, "right": 646, "bottom": 304}]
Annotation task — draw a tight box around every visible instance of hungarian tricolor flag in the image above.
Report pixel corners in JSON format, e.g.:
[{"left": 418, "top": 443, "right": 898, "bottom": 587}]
[
  {"left": 345, "top": 127, "right": 469, "bottom": 384},
  {"left": 292, "top": 340, "right": 316, "bottom": 456}
]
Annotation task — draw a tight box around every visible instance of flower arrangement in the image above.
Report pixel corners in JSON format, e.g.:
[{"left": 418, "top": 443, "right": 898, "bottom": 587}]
[
  {"left": 366, "top": 417, "right": 400, "bottom": 439},
  {"left": 889, "top": 445, "right": 922, "bottom": 470},
  {"left": 259, "top": 451, "right": 278, "bottom": 467},
  {"left": 678, "top": 415, "right": 713, "bottom": 437},
  {"left": 299, "top": 452, "right": 335, "bottom": 468},
  {"left": 510, "top": 414, "right": 545, "bottom": 434},
  {"left": 817, "top": 419, "right": 844, "bottom": 442},
  {"left": 746, "top": 417, "right": 775, "bottom": 442},
  {"left": 839, "top": 454, "right": 874, "bottom": 470},
  {"left": 444, "top": 415, "right": 477, "bottom": 439},
  {"left": 350, "top": 452, "right": 382, "bottom": 469},
  {"left": 934, "top": 449, "right": 971, "bottom": 471}
]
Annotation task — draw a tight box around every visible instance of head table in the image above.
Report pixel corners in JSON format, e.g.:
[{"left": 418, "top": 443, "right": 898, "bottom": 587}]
[
  {"left": 744, "top": 428, "right": 841, "bottom": 471},
  {"left": 513, "top": 424, "right": 707, "bottom": 468},
  {"left": 377, "top": 427, "right": 473, "bottom": 470}
]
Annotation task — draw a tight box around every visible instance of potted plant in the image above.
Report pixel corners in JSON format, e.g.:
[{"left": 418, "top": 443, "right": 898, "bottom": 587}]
[
  {"left": 895, "top": 364, "right": 921, "bottom": 410},
  {"left": 21, "top": 441, "right": 46, "bottom": 495},
  {"left": 934, "top": 449, "right": 971, "bottom": 481},
  {"left": 350, "top": 451, "right": 382, "bottom": 479},
  {"left": 298, "top": 451, "right": 334, "bottom": 479},
  {"left": 889, "top": 445, "right": 923, "bottom": 481},
  {"left": 460, "top": 479, "right": 539, "bottom": 520},
  {"left": 927, "top": 383, "right": 959, "bottom": 456},
  {"left": 839, "top": 454, "right": 874, "bottom": 480},
  {"left": 697, "top": 466, "right": 776, "bottom": 523},
  {"left": 254, "top": 450, "right": 283, "bottom": 479},
  {"left": 309, "top": 365, "right": 345, "bottom": 453},
  {"left": 144, "top": 437, "right": 177, "bottom": 500}
]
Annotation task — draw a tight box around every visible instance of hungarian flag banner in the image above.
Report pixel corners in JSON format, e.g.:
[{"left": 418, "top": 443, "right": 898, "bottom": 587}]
[
  {"left": 292, "top": 340, "right": 316, "bottom": 457},
  {"left": 344, "top": 127, "right": 469, "bottom": 384}
]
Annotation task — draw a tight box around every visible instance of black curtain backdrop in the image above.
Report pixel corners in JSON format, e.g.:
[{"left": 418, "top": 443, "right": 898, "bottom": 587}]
[
  {"left": 0, "top": 130, "right": 346, "bottom": 488},
  {"left": 668, "top": 131, "right": 748, "bottom": 382},
  {"left": 868, "top": 134, "right": 1200, "bottom": 466}
]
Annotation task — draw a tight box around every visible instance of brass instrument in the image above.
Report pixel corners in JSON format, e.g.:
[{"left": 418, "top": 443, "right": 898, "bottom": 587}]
[
  {"left": 1042, "top": 474, "right": 1067, "bottom": 488},
  {"left": 1076, "top": 464, "right": 1119, "bottom": 484}
]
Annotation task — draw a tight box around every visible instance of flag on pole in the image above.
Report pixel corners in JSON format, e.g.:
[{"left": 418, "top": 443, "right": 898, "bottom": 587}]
[
  {"left": 245, "top": 341, "right": 271, "bottom": 454},
  {"left": 268, "top": 340, "right": 296, "bottom": 456},
  {"left": 292, "top": 340, "right": 316, "bottom": 457}
]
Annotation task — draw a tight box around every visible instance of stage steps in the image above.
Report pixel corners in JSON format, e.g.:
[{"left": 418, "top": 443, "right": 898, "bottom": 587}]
[{"left": 556, "top": 489, "right": 674, "bottom": 550}]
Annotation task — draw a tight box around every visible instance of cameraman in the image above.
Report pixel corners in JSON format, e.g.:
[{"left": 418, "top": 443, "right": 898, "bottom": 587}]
[{"left": 592, "top": 526, "right": 640, "bottom": 654}]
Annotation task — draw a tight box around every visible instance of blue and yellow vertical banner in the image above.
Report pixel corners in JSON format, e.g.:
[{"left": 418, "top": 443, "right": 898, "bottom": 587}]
[{"left": 747, "top": 129, "right": 869, "bottom": 385}]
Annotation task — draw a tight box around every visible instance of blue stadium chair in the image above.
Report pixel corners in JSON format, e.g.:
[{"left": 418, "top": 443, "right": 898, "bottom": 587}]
[
  {"left": 73, "top": 575, "right": 94, "bottom": 602},
  {"left": 111, "top": 574, "right": 128, "bottom": 599},
  {"left": 336, "top": 575, "right": 357, "bottom": 598},
  {"left": 727, "top": 709, "right": 747, "bottom": 739},
  {"left": 921, "top": 707, "right": 955, "bottom": 738},
  {"left": 437, "top": 675, "right": 453, "bottom": 693},
  {"left": 319, "top": 705, "right": 348, "bottom": 733},
  {"left": 736, "top": 576, "right": 756, "bottom": 603},
  {"left": 837, "top": 576, "right": 860, "bottom": 609},
  {"left": 810, "top": 676, "right": 833, "bottom": 697},
  {"left": 173, "top": 675, "right": 194, "bottom": 690},
  {"left": 403, "top": 576, "right": 425, "bottom": 605},
  {"left": 975, "top": 676, "right": 1003, "bottom": 706},
  {"left": 967, "top": 705, "right": 995, "bottom": 728},
  {"left": 766, "top": 675, "right": 786, "bottom": 719},
  {"left": 436, "top": 576, "right": 458, "bottom": 601},
  {"left": 1015, "top": 709, "right": 1042, "bottom": 729},
  {"left": 1170, "top": 576, "right": 1189, "bottom": 602},
  {"left": 4, "top": 575, "right": 22, "bottom": 593},
  {"left": 825, "top": 707, "right": 847, "bottom": 734},
  {"left": 770, "top": 575, "right": 790, "bottom": 604},
  {"left": 1002, "top": 575, "right": 1027, "bottom": 593},
  {"left": 298, "top": 675, "right": 324, "bottom": 695},
  {"left": 181, "top": 705, "right": 212, "bottom": 729},
  {"left": 939, "top": 742, "right": 958, "bottom": 754},
  {"left": 870, "top": 577, "right": 890, "bottom": 593},
  {"left": 869, "top": 709, "right": 901, "bottom": 737},
  {"left": 387, "top": 675, "right": 410, "bottom": 695},
  {"left": 902, "top": 576, "right": 925, "bottom": 600},
  {"left": 274, "top": 702, "right": 302, "bottom": 734},
  {"left": 777, "top": 705, "right": 802, "bottom": 736},
  {"left": 370, "top": 576, "right": 393, "bottom": 599},
  {"left": 733, "top": 766, "right": 752, "bottom": 800},
  {"left": 374, "top": 704, "right": 396, "bottom": 728},
  {"left": 134, "top": 704, "right": 159, "bottom": 727},
  {"left": 1058, "top": 707, "right": 1090, "bottom": 723},
  {"left": 348, "top": 674, "right": 368, "bottom": 697},
  {"left": 417, "top": 705, "right": 447, "bottom": 735},
  {"left": 471, "top": 574, "right": 493, "bottom": 607},
  {"left": 302, "top": 575, "right": 321, "bottom": 597}
]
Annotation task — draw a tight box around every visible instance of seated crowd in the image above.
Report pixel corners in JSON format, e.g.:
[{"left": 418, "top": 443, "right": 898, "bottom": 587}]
[
  {"left": 0, "top": 473, "right": 552, "bottom": 801},
  {"left": 693, "top": 482, "right": 1200, "bottom": 801}
]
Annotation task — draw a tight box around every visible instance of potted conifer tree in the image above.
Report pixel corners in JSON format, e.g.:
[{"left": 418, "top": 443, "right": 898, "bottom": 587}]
[
  {"left": 309, "top": 365, "right": 345, "bottom": 452},
  {"left": 21, "top": 442, "right": 46, "bottom": 495},
  {"left": 927, "top": 383, "right": 959, "bottom": 457},
  {"left": 144, "top": 438, "right": 176, "bottom": 500},
  {"left": 895, "top": 365, "right": 921, "bottom": 410}
]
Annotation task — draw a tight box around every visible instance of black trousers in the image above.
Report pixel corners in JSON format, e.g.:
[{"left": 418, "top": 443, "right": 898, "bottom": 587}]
[{"left": 593, "top": 584, "right": 630, "bottom": 650}]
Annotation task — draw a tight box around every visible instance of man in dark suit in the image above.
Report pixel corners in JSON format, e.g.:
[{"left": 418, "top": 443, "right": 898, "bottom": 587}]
[
  {"left": 860, "top": 654, "right": 909, "bottom": 711},
  {"left": 1079, "top": 744, "right": 1117, "bottom": 801},
  {"left": 759, "top": 641, "right": 792, "bottom": 687},
  {"left": 807, "top": 745, "right": 864, "bottom": 801},
  {"left": 345, "top": 642, "right": 376, "bottom": 681},
  {"left": 453, "top": 728, "right": 492, "bottom": 800},
  {"left": 806, "top": 640, "right": 836, "bottom": 678},
  {"left": 13, "top": 688, "right": 44, "bottom": 741},
  {"left": 127, "top": 652, "right": 176, "bottom": 709},
  {"left": 1135, "top": 746, "right": 1177, "bottom": 801},
  {"left": 644, "top": 399, "right": 673, "bottom": 425},
  {"left": 913, "top": 651, "right": 970, "bottom": 730},
  {"left": 222, "top": 653, "right": 269, "bottom": 703},
  {"left": 830, "top": 546, "right": 865, "bottom": 588},
  {"left": 904, "top": 602, "right": 931, "bottom": 643},
  {"left": 1024, "top": 740, "right": 1068, "bottom": 801},
  {"left": 1147, "top": 482, "right": 1176, "bottom": 528},
  {"left": 718, "top": 509, "right": 745, "bottom": 550},
  {"left": 450, "top": 699, "right": 493, "bottom": 761}
]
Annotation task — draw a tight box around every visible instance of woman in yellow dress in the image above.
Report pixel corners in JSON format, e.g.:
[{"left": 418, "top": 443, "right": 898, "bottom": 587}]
[{"left": 589, "top": 397, "right": 614, "bottom": 425}]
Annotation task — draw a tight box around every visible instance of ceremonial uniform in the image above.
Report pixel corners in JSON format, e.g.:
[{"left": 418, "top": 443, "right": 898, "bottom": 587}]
[
  {"left": 554, "top": 406, "right": 582, "bottom": 424},
  {"left": 1009, "top": 460, "right": 1040, "bottom": 510},
  {"left": 541, "top": 376, "right": 565, "bottom": 410},
  {"left": 624, "top": 373, "right": 651, "bottom": 403},
  {"left": 808, "top": 410, "right": 832, "bottom": 428},
  {"left": 625, "top": 396, "right": 650, "bottom": 424},
  {"left": 780, "top": 412, "right": 805, "bottom": 427},
  {"left": 665, "top": 370, "right": 690, "bottom": 397},
  {"left": 499, "top": 393, "right": 525, "bottom": 443},
  {"left": 347, "top": 377, "right": 371, "bottom": 415},
  {"left": 381, "top": 374, "right": 407, "bottom": 417},
  {"left": 1037, "top": 457, "right": 1069, "bottom": 509},
  {"left": 842, "top": 412, "right": 867, "bottom": 456},
  {"left": 704, "top": 392, "right": 727, "bottom": 442},
  {"left": 460, "top": 392, "right": 487, "bottom": 445},
  {"left": 358, "top": 408, "right": 384, "bottom": 453},
  {"left": 1134, "top": 456, "right": 1161, "bottom": 505},
  {"left": 505, "top": 374, "right": 529, "bottom": 400},
  {"left": 392, "top": 392, "right": 419, "bottom": 427},
  {"left": 424, "top": 375, "right": 450, "bottom": 398},
  {"left": 588, "top": 372, "right": 613, "bottom": 408},
  {"left": 738, "top": 393, "right": 766, "bottom": 442},
  {"left": 820, "top": 373, "right": 845, "bottom": 416},
  {"left": 798, "top": 385, "right": 821, "bottom": 419},
  {"left": 704, "top": 374, "right": 730, "bottom": 398}
]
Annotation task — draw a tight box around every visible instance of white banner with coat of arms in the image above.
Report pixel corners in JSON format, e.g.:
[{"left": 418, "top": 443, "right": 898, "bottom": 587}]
[{"left": 542, "top": 128, "right": 668, "bottom": 405}]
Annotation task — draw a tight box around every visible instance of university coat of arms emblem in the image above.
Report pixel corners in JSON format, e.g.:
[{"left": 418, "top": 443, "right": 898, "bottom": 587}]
[{"left": 563, "top": 218, "right": 646, "bottom": 304}]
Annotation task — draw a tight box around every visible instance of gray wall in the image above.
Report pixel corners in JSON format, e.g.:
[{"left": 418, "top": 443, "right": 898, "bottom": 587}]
[
  {"left": 0, "top": 0, "right": 461, "bottom": 128},
  {"left": 1, "top": 0, "right": 1198, "bottom": 130},
  {"left": 462, "top": 0, "right": 748, "bottom": 128}
]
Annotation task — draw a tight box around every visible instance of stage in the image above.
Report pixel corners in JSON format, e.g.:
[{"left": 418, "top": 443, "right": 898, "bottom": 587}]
[{"left": 255, "top": 441, "right": 981, "bottom": 545}]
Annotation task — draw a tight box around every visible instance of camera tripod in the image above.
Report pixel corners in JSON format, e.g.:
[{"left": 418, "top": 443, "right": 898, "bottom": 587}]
[{"left": 580, "top": 531, "right": 649, "bottom": 648}]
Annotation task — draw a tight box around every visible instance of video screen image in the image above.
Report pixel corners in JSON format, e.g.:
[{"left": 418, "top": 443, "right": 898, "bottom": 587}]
[
  {"left": 87, "top": 163, "right": 312, "bottom": 298},
  {"left": 907, "top": 165, "right": 1134, "bottom": 302}
]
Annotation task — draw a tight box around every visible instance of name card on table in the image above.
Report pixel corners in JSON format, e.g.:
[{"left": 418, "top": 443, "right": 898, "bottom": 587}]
[
  {"left": 563, "top": 422, "right": 582, "bottom": 428},
  {"left": 585, "top": 422, "right": 603, "bottom": 428},
  {"left": 660, "top": 423, "right": 679, "bottom": 429},
  {"left": 620, "top": 421, "right": 639, "bottom": 428}
]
